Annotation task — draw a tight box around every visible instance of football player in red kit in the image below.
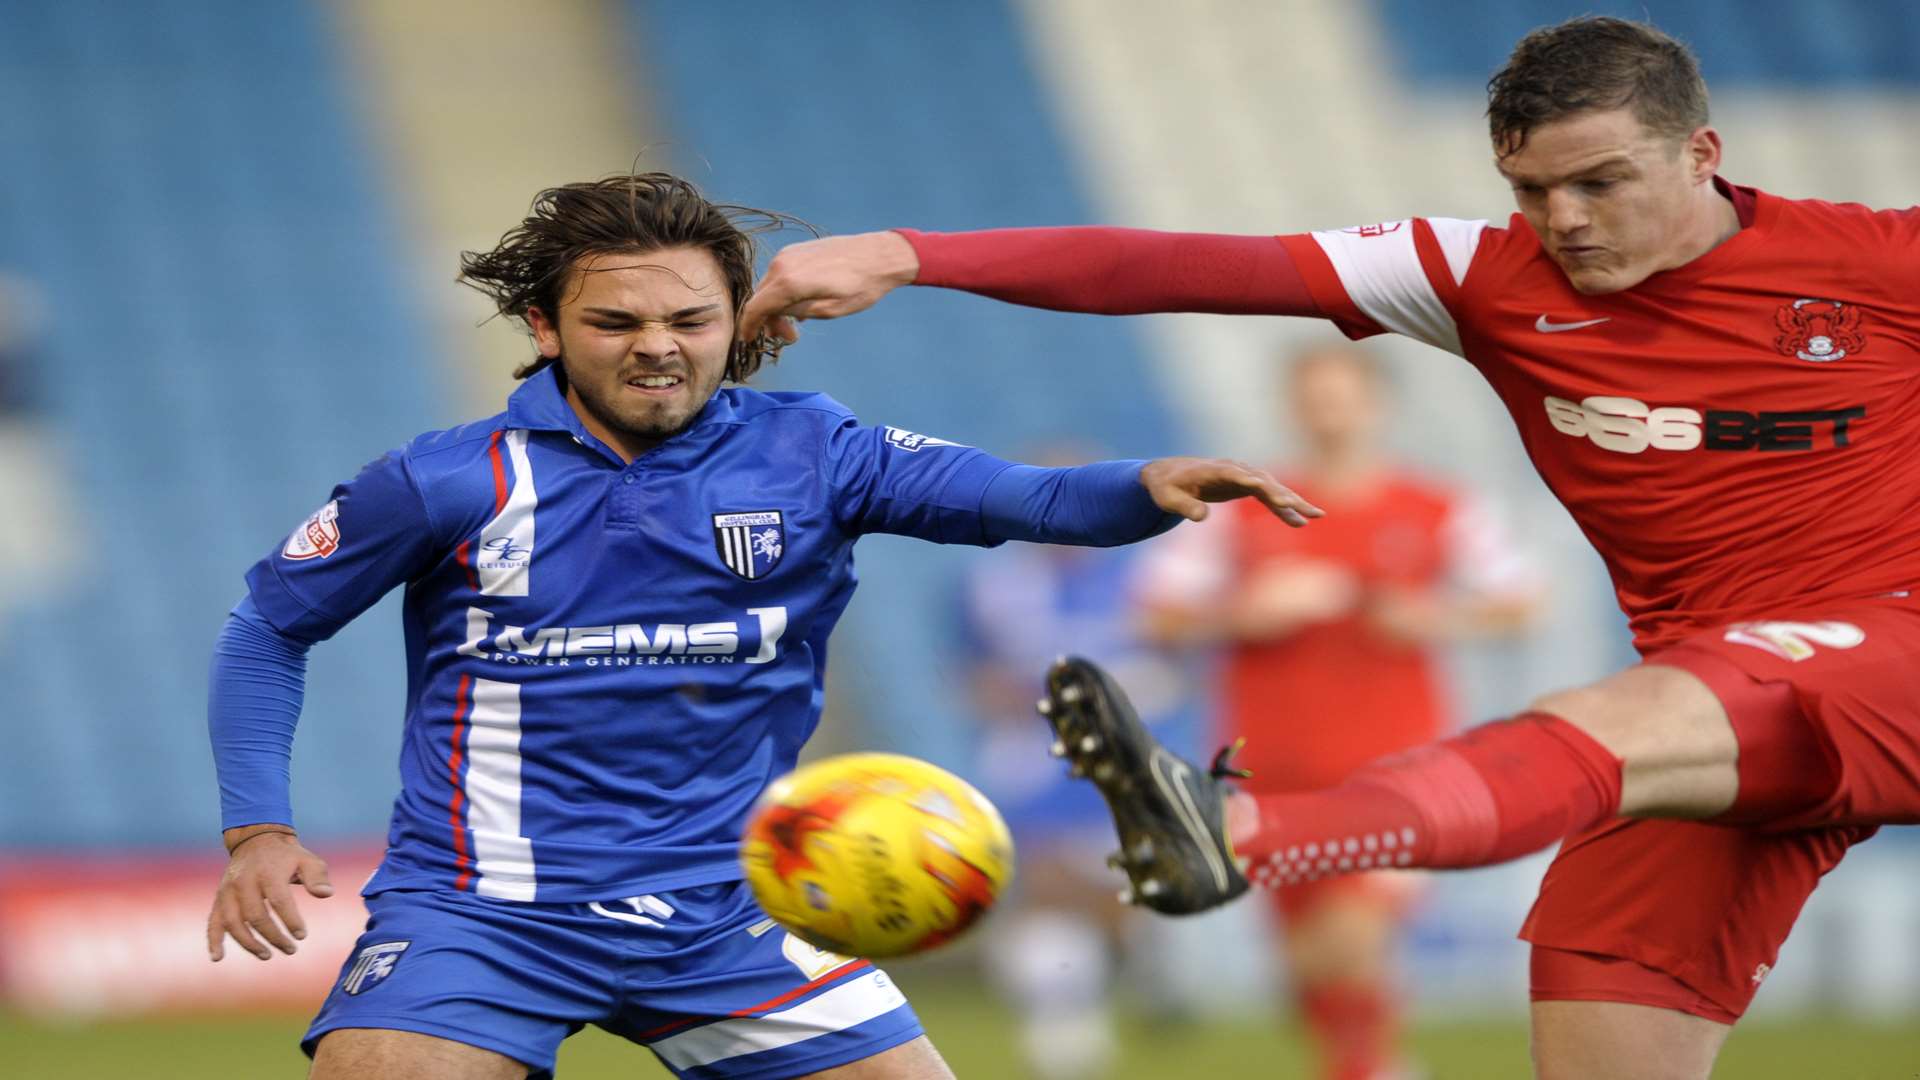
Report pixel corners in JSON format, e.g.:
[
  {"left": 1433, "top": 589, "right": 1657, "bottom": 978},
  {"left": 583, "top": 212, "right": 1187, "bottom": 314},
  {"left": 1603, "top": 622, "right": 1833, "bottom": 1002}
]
[
  {"left": 1137, "top": 344, "right": 1540, "bottom": 1080},
  {"left": 740, "top": 15, "right": 1920, "bottom": 1079}
]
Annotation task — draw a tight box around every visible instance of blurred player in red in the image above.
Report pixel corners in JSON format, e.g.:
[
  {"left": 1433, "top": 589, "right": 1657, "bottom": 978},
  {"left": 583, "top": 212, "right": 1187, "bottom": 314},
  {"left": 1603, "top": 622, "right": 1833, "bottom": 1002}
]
[
  {"left": 1138, "top": 345, "right": 1539, "bottom": 1080},
  {"left": 741, "top": 15, "right": 1920, "bottom": 1078}
]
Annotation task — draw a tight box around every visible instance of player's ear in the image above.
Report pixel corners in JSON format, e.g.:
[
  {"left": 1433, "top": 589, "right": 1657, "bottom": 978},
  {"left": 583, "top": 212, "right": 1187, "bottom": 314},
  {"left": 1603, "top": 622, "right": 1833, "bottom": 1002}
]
[
  {"left": 1685, "top": 126, "right": 1723, "bottom": 184},
  {"left": 527, "top": 305, "right": 562, "bottom": 360}
]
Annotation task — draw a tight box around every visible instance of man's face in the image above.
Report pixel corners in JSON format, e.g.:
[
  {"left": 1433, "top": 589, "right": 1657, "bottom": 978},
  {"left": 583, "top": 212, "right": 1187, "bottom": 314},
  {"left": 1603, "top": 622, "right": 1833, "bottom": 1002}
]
[
  {"left": 527, "top": 247, "right": 735, "bottom": 457},
  {"left": 1496, "top": 108, "right": 1717, "bottom": 295},
  {"left": 1290, "top": 351, "right": 1382, "bottom": 455}
]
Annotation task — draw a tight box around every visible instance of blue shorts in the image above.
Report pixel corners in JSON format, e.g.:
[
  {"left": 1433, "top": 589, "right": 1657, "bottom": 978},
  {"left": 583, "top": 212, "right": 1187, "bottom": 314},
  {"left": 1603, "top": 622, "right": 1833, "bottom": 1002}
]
[{"left": 303, "top": 882, "right": 923, "bottom": 1079}]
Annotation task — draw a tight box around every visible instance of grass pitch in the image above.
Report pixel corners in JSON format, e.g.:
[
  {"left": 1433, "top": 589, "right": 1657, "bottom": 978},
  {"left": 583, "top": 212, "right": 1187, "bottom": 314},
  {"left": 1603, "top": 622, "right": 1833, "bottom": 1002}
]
[{"left": 2, "top": 976, "right": 1915, "bottom": 1078}]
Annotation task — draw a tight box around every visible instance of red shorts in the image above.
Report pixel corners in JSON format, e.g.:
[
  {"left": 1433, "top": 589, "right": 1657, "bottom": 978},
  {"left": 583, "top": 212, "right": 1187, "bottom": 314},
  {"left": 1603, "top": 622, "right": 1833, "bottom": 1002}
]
[{"left": 1523, "top": 591, "right": 1920, "bottom": 1021}]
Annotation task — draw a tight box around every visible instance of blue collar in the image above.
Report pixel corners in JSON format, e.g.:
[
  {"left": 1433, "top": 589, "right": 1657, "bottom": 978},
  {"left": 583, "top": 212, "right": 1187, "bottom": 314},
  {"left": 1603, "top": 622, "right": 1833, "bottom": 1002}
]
[{"left": 504, "top": 365, "right": 745, "bottom": 456}]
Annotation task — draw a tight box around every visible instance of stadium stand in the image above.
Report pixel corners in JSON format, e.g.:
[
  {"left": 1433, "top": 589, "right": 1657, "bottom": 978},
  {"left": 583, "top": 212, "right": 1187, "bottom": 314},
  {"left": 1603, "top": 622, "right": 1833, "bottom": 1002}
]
[{"left": 0, "top": 0, "right": 440, "bottom": 846}]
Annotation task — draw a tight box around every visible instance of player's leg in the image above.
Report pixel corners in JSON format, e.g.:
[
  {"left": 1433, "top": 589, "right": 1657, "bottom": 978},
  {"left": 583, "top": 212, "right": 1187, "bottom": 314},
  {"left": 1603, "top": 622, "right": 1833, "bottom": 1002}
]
[
  {"left": 302, "top": 890, "right": 619, "bottom": 1080},
  {"left": 609, "top": 882, "right": 941, "bottom": 1079},
  {"left": 1274, "top": 877, "right": 1415, "bottom": 1080},
  {"left": 1520, "top": 816, "right": 1868, "bottom": 1079},
  {"left": 982, "top": 830, "right": 1127, "bottom": 1080},
  {"left": 1529, "top": 1000, "right": 1729, "bottom": 1080},
  {"left": 310, "top": 1028, "right": 529, "bottom": 1080},
  {"left": 1037, "top": 649, "right": 1839, "bottom": 908},
  {"left": 797, "top": 1035, "right": 955, "bottom": 1078}
]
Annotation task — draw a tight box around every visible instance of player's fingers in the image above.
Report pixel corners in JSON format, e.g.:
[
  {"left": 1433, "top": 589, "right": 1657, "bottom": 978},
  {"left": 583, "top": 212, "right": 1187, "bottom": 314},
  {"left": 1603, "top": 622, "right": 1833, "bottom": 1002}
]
[
  {"left": 218, "top": 890, "right": 271, "bottom": 961},
  {"left": 766, "top": 315, "right": 802, "bottom": 347},
  {"left": 297, "top": 855, "right": 335, "bottom": 899},
  {"left": 739, "top": 276, "right": 802, "bottom": 342},
  {"left": 1154, "top": 486, "right": 1210, "bottom": 522},
  {"left": 264, "top": 882, "right": 308, "bottom": 945},
  {"left": 1244, "top": 474, "right": 1324, "bottom": 526},
  {"left": 207, "top": 903, "right": 226, "bottom": 962},
  {"left": 779, "top": 297, "right": 855, "bottom": 321},
  {"left": 238, "top": 887, "right": 298, "bottom": 956}
]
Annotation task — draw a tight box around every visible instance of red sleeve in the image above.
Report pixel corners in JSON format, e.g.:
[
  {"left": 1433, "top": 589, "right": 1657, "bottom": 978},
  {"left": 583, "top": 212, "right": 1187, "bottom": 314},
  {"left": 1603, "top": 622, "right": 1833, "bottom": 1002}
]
[{"left": 894, "top": 227, "right": 1319, "bottom": 317}]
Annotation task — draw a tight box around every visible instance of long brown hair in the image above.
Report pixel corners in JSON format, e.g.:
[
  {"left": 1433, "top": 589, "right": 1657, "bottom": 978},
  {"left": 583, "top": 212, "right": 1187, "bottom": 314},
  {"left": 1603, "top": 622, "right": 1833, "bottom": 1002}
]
[
  {"left": 459, "top": 173, "right": 806, "bottom": 382},
  {"left": 1486, "top": 17, "right": 1708, "bottom": 158}
]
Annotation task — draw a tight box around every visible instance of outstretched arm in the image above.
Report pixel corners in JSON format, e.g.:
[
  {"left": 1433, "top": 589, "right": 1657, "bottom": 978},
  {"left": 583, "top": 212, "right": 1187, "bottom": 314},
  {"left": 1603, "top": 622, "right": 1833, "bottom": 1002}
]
[
  {"left": 741, "top": 227, "right": 1319, "bottom": 345},
  {"left": 979, "top": 456, "right": 1322, "bottom": 548},
  {"left": 823, "top": 416, "right": 1321, "bottom": 546}
]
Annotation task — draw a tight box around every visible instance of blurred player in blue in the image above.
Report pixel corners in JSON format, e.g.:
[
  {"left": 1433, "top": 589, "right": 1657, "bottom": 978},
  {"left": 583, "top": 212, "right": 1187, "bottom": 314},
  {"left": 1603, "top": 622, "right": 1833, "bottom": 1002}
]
[
  {"left": 202, "top": 172, "right": 1319, "bottom": 1080},
  {"left": 957, "top": 445, "right": 1210, "bottom": 1080}
]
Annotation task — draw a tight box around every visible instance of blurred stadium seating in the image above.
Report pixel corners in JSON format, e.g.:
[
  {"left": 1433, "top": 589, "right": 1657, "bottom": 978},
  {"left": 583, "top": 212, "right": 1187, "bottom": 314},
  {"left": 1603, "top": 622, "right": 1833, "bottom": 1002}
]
[{"left": 0, "top": 0, "right": 1914, "bottom": 1073}]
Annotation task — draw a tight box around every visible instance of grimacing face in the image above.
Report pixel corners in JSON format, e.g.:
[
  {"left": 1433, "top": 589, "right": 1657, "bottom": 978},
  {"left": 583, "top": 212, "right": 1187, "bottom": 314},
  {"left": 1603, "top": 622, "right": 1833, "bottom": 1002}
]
[
  {"left": 527, "top": 247, "right": 735, "bottom": 460},
  {"left": 1496, "top": 108, "right": 1726, "bottom": 295}
]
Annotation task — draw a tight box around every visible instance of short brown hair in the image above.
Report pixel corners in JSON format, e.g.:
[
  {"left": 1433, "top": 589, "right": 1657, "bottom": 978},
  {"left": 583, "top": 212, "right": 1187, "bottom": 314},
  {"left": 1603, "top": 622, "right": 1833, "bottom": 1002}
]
[
  {"left": 459, "top": 172, "right": 804, "bottom": 382},
  {"left": 1486, "top": 16, "right": 1708, "bottom": 157}
]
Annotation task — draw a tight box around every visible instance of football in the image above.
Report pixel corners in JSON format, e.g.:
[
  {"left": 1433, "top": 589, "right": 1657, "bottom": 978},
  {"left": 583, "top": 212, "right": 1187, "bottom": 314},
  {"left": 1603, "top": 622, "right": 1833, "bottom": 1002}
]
[{"left": 741, "top": 752, "right": 1015, "bottom": 959}]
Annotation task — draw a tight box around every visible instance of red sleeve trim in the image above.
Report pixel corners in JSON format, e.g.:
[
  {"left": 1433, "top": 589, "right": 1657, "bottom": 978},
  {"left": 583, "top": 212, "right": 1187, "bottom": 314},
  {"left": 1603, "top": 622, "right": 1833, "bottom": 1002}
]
[{"left": 1276, "top": 233, "right": 1386, "bottom": 340}]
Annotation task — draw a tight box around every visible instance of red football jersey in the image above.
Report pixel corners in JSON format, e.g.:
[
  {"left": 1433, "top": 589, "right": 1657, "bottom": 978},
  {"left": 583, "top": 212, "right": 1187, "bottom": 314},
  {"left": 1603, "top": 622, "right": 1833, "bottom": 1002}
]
[
  {"left": 1139, "top": 474, "right": 1533, "bottom": 791},
  {"left": 1279, "top": 181, "right": 1920, "bottom": 652}
]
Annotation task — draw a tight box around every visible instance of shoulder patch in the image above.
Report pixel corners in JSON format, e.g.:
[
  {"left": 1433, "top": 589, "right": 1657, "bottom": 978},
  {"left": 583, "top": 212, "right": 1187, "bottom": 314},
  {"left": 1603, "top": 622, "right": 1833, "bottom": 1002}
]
[
  {"left": 282, "top": 500, "right": 341, "bottom": 561},
  {"left": 883, "top": 427, "right": 961, "bottom": 453}
]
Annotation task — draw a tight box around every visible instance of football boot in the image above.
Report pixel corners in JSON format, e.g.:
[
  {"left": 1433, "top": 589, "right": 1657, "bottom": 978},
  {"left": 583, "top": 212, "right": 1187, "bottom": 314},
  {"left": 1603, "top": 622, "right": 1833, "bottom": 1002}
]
[{"left": 1038, "top": 655, "right": 1249, "bottom": 914}]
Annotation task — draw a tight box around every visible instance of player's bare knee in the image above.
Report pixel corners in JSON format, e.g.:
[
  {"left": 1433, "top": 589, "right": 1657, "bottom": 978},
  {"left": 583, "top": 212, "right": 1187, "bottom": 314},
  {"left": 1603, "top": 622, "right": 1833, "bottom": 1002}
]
[{"left": 1531, "top": 666, "right": 1735, "bottom": 767}]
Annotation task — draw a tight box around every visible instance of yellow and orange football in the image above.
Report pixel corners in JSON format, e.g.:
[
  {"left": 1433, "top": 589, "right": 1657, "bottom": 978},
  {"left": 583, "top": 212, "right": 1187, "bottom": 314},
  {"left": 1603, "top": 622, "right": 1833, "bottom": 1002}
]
[{"left": 741, "top": 752, "right": 1015, "bottom": 959}]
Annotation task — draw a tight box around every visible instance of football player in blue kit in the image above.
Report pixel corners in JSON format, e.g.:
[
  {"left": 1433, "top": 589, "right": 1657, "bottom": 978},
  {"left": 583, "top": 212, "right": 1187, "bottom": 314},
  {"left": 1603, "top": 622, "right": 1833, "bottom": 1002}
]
[{"left": 204, "top": 172, "right": 1320, "bottom": 1080}]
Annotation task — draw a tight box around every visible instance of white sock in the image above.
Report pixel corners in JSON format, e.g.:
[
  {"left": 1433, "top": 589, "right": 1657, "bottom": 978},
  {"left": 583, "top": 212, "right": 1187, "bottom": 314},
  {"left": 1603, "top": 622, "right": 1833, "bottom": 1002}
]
[{"left": 985, "top": 908, "right": 1117, "bottom": 1079}]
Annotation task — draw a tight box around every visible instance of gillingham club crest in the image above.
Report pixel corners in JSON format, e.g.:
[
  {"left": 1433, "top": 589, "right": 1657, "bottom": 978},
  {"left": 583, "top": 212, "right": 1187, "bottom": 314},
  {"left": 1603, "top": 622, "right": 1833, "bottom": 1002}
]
[
  {"left": 714, "top": 511, "right": 784, "bottom": 580},
  {"left": 340, "top": 940, "right": 410, "bottom": 995}
]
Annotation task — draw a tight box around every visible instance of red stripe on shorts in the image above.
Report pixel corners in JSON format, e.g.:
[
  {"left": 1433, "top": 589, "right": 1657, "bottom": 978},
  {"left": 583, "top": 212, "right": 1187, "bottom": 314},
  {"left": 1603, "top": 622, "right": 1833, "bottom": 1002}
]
[{"left": 636, "top": 958, "right": 873, "bottom": 1041}]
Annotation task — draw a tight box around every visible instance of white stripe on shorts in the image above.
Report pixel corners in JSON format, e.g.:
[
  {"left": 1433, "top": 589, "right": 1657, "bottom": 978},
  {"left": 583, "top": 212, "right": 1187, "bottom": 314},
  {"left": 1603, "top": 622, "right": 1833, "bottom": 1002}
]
[{"left": 649, "top": 969, "right": 907, "bottom": 1071}]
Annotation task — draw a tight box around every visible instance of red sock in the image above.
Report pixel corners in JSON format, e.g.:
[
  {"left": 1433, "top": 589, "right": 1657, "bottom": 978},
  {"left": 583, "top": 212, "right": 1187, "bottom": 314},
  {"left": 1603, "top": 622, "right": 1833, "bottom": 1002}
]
[
  {"left": 1298, "top": 982, "right": 1396, "bottom": 1080},
  {"left": 1238, "top": 714, "right": 1622, "bottom": 885}
]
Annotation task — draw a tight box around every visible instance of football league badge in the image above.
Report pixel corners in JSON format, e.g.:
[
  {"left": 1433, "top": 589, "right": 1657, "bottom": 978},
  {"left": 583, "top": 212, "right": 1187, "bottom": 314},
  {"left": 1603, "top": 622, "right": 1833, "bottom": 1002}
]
[
  {"left": 714, "top": 511, "right": 785, "bottom": 580},
  {"left": 282, "top": 499, "right": 341, "bottom": 560},
  {"left": 341, "top": 940, "right": 410, "bottom": 995},
  {"left": 883, "top": 426, "right": 960, "bottom": 453}
]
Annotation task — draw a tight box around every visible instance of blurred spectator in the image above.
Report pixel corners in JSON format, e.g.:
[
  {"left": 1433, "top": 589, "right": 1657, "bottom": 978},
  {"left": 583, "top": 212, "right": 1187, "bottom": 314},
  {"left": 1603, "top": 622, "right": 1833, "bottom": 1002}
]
[
  {"left": 958, "top": 445, "right": 1209, "bottom": 1080},
  {"left": 0, "top": 273, "right": 79, "bottom": 607},
  {"left": 1138, "top": 344, "right": 1542, "bottom": 1080}
]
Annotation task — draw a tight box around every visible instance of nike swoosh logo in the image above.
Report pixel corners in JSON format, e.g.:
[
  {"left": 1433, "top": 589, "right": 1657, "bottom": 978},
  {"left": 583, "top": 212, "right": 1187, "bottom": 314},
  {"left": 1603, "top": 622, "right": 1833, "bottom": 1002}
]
[
  {"left": 1150, "top": 750, "right": 1229, "bottom": 890},
  {"left": 1535, "top": 315, "right": 1611, "bottom": 333}
]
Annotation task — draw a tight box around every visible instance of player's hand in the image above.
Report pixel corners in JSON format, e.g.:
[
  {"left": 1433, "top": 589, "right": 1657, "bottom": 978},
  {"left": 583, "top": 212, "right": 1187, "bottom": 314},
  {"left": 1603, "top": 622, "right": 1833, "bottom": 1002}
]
[
  {"left": 207, "top": 827, "right": 334, "bottom": 962},
  {"left": 1367, "top": 587, "right": 1450, "bottom": 644},
  {"left": 739, "top": 231, "right": 920, "bottom": 348},
  {"left": 1140, "top": 457, "right": 1324, "bottom": 525},
  {"left": 1232, "top": 560, "right": 1362, "bottom": 638}
]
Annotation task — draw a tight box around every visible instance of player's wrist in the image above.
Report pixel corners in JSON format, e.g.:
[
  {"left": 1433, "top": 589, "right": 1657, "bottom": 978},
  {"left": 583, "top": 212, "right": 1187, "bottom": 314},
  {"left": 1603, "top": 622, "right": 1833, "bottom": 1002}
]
[
  {"left": 223, "top": 823, "right": 297, "bottom": 854},
  {"left": 884, "top": 229, "right": 928, "bottom": 285}
]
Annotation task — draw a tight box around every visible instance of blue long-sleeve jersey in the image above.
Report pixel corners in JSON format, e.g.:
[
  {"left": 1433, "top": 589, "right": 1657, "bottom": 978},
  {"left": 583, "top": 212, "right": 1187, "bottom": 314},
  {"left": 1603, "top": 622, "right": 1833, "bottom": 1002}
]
[{"left": 213, "top": 368, "right": 1177, "bottom": 902}]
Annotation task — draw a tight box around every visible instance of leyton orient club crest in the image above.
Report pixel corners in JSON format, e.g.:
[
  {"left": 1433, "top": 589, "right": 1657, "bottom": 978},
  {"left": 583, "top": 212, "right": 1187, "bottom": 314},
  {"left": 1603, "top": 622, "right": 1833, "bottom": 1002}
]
[
  {"left": 714, "top": 511, "right": 784, "bottom": 580},
  {"left": 1774, "top": 298, "right": 1865, "bottom": 362}
]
